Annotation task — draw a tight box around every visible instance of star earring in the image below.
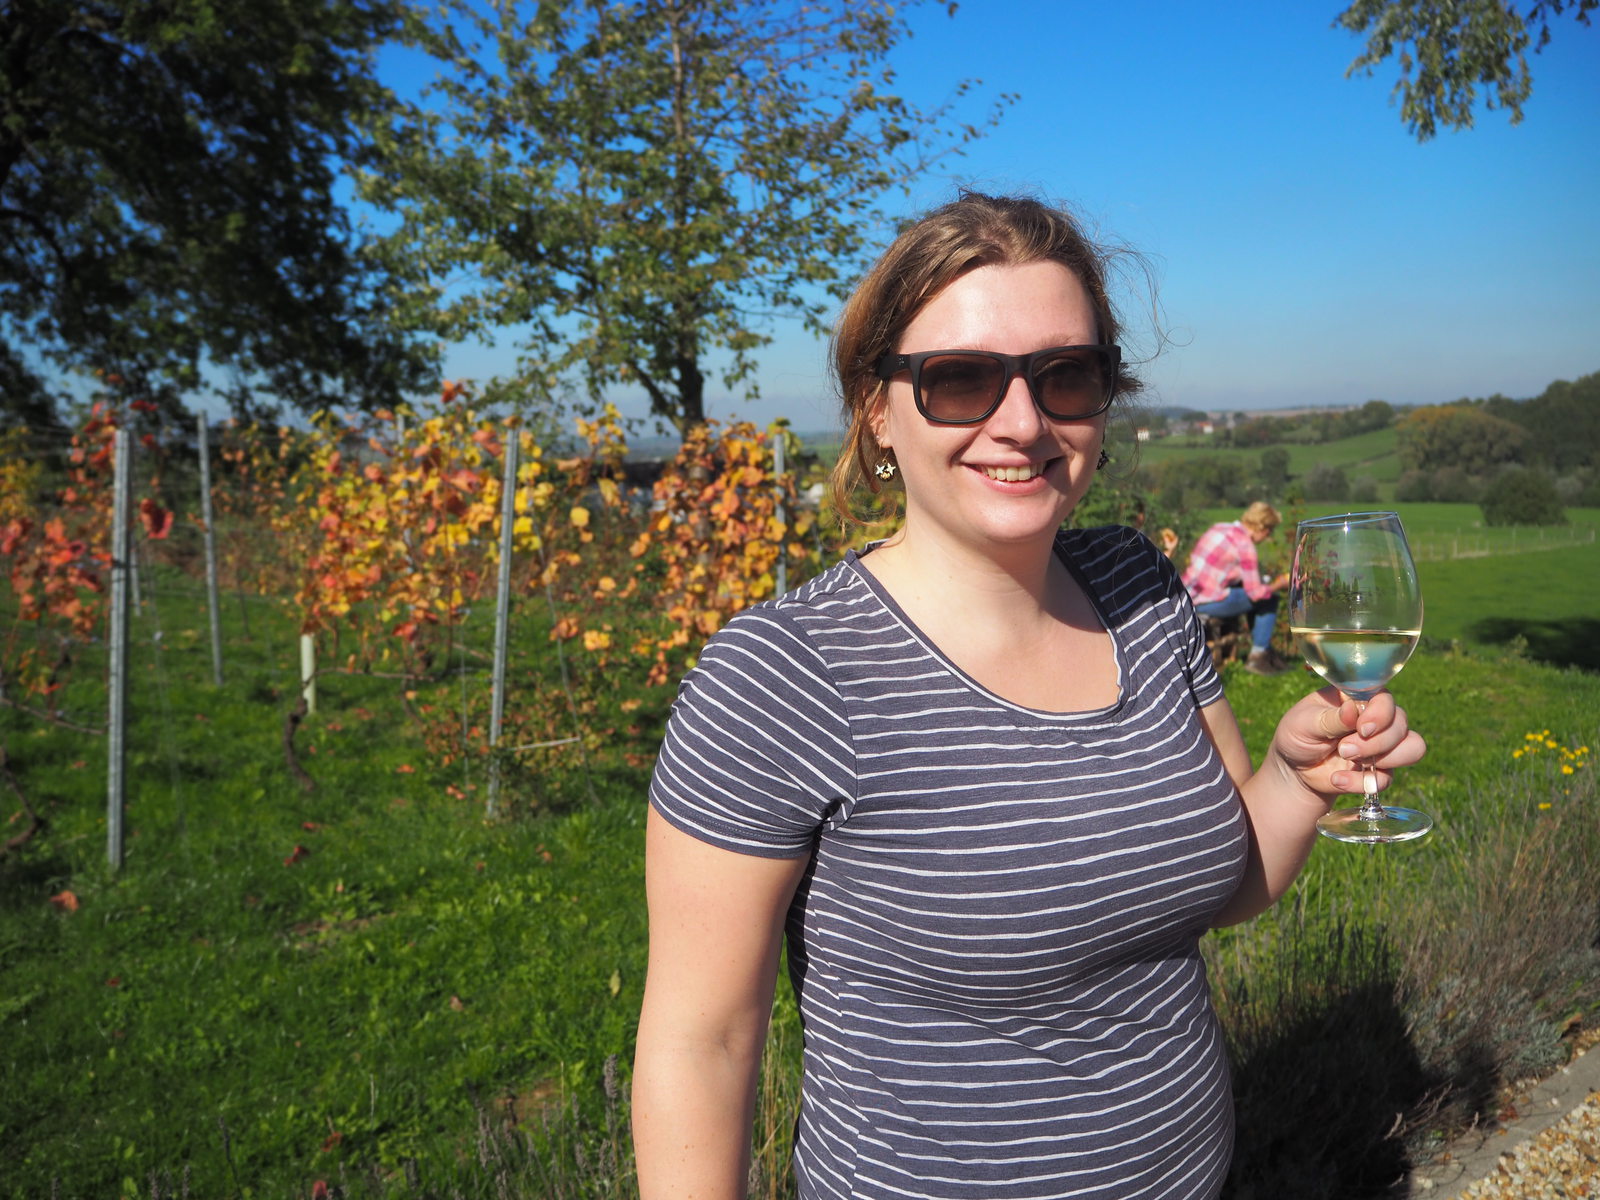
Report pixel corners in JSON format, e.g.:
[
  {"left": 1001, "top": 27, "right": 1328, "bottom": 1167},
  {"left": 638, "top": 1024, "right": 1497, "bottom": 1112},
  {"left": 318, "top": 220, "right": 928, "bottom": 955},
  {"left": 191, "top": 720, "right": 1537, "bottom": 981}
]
[
  {"left": 1096, "top": 449, "right": 1110, "bottom": 471},
  {"left": 874, "top": 456, "right": 898, "bottom": 481}
]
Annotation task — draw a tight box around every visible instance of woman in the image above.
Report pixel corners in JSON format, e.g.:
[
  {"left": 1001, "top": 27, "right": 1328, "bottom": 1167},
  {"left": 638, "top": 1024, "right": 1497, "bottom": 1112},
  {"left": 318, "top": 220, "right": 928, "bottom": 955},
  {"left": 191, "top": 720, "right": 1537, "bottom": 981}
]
[
  {"left": 1182, "top": 501, "right": 1292, "bottom": 675},
  {"left": 632, "top": 193, "right": 1424, "bottom": 1200}
]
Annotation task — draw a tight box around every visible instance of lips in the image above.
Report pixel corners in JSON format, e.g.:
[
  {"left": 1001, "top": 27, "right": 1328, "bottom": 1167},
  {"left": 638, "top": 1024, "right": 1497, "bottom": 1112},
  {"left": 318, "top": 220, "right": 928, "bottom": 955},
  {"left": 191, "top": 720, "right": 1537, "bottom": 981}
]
[{"left": 978, "top": 463, "right": 1045, "bottom": 482}]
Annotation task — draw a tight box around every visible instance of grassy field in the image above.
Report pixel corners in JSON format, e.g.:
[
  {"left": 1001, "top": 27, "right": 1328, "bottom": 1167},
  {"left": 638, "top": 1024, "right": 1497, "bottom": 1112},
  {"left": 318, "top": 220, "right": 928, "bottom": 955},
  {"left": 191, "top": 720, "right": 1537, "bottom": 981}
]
[
  {"left": 1132, "top": 425, "right": 1404, "bottom": 486},
  {"left": 1181, "top": 502, "right": 1599, "bottom": 671},
  {"left": 2, "top": 546, "right": 1597, "bottom": 1198}
]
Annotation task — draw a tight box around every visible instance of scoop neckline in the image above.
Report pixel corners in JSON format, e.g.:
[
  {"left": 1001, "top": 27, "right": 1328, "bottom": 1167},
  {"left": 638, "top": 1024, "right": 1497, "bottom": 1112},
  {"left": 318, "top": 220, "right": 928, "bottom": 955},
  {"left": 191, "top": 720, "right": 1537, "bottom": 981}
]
[{"left": 842, "top": 534, "right": 1128, "bottom": 722}]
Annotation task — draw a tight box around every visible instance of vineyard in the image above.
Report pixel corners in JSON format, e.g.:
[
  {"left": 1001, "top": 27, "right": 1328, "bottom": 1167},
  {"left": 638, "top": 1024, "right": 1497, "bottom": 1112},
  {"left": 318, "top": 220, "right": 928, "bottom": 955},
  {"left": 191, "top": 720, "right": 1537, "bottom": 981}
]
[
  {"left": 1, "top": 386, "right": 834, "bottom": 849},
  {"left": 3, "top": 398, "right": 1598, "bottom": 1199}
]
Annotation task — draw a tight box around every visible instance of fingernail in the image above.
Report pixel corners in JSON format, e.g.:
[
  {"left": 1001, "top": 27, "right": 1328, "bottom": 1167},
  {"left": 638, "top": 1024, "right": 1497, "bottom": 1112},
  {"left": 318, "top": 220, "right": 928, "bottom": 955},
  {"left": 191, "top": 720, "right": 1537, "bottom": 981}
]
[
  {"left": 1339, "top": 742, "right": 1358, "bottom": 760},
  {"left": 1359, "top": 721, "right": 1377, "bottom": 737},
  {"left": 1330, "top": 772, "right": 1352, "bottom": 792}
]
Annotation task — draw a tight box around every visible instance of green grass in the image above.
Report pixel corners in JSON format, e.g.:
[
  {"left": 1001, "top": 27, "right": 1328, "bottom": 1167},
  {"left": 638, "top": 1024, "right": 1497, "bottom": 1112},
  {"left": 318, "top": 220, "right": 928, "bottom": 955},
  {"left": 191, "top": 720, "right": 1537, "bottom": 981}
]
[
  {"left": 2, "top": 565, "right": 1597, "bottom": 1199},
  {"left": 1178, "top": 503, "right": 1600, "bottom": 671},
  {"left": 1, "top": 578, "right": 663, "bottom": 1199},
  {"left": 1134, "top": 425, "right": 1403, "bottom": 486}
]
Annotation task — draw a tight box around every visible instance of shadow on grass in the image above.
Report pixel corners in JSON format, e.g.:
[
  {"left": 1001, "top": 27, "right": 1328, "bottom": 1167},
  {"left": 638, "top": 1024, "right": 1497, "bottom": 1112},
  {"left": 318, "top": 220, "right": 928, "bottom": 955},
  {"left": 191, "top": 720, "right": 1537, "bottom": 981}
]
[
  {"left": 1225, "top": 979, "right": 1459, "bottom": 1199},
  {"left": 0, "top": 851, "right": 75, "bottom": 911},
  {"left": 1466, "top": 615, "right": 1600, "bottom": 672}
]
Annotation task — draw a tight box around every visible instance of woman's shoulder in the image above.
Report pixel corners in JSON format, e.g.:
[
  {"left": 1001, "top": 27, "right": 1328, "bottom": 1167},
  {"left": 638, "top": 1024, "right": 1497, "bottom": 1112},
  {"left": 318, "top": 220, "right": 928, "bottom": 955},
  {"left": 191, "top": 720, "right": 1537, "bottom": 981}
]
[
  {"left": 1057, "top": 522, "right": 1164, "bottom": 566},
  {"left": 1058, "top": 524, "right": 1186, "bottom": 607},
  {"left": 694, "top": 553, "right": 881, "bottom": 675}
]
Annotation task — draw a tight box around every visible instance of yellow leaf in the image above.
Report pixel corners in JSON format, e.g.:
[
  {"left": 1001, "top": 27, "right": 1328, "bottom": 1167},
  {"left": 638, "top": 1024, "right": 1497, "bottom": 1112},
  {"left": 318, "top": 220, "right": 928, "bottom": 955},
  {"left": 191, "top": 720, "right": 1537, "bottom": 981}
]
[
  {"left": 569, "top": 506, "right": 591, "bottom": 528},
  {"left": 608, "top": 970, "right": 621, "bottom": 997}
]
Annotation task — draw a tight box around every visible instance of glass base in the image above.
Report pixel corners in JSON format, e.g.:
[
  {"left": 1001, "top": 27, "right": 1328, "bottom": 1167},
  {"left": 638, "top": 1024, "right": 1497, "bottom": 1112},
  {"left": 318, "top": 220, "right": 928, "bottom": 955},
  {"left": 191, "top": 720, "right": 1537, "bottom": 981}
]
[{"left": 1316, "top": 805, "right": 1434, "bottom": 845}]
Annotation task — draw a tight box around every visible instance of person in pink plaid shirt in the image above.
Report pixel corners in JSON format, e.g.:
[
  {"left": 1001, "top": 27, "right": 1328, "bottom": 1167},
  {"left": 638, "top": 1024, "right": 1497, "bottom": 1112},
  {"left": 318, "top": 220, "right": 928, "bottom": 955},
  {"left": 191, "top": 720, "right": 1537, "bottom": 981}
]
[{"left": 1182, "top": 501, "right": 1291, "bottom": 675}]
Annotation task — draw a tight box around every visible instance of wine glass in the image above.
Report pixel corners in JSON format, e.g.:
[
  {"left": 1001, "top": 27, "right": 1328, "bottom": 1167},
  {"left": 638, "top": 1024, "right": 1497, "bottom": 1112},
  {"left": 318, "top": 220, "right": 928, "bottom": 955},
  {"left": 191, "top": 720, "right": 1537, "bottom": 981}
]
[{"left": 1287, "top": 511, "right": 1433, "bottom": 844}]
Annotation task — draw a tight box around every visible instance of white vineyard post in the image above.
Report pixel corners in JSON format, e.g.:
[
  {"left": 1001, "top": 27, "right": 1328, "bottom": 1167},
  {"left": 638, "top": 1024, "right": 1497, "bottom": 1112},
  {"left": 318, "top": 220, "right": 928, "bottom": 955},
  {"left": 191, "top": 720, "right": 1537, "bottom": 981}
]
[
  {"left": 487, "top": 431, "right": 519, "bottom": 818},
  {"left": 197, "top": 415, "right": 224, "bottom": 686},
  {"left": 106, "top": 427, "right": 133, "bottom": 869},
  {"left": 772, "top": 430, "right": 787, "bottom": 597},
  {"left": 300, "top": 634, "right": 316, "bottom": 715}
]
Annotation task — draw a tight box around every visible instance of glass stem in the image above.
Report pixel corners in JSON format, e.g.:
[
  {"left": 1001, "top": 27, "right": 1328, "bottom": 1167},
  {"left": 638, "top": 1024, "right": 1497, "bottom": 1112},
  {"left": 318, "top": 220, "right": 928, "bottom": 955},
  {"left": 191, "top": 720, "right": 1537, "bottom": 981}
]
[{"left": 1348, "top": 696, "right": 1386, "bottom": 821}]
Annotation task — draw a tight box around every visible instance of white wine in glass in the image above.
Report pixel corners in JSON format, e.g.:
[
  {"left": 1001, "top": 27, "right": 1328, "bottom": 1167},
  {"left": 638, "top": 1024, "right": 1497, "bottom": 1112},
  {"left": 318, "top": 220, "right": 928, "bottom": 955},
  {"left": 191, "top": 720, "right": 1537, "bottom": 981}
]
[{"left": 1288, "top": 511, "right": 1433, "bottom": 844}]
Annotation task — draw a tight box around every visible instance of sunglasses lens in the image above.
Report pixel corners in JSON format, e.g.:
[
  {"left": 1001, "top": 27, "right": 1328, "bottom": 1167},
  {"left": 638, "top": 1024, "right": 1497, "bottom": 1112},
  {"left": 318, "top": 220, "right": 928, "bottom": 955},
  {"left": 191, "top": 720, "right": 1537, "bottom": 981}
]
[
  {"left": 1033, "top": 348, "right": 1111, "bottom": 418},
  {"left": 917, "top": 354, "right": 1006, "bottom": 421}
]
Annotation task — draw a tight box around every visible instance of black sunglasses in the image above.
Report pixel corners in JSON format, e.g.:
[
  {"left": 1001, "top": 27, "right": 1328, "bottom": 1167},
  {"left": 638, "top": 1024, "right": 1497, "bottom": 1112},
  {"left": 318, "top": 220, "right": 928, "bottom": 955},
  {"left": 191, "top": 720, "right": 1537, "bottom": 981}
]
[{"left": 875, "top": 344, "right": 1121, "bottom": 425}]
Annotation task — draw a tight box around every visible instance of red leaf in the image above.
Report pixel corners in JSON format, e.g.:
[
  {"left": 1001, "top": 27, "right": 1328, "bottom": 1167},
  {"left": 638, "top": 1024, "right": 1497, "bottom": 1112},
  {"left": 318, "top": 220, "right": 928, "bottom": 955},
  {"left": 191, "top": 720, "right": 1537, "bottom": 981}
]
[
  {"left": 138, "top": 499, "right": 173, "bottom": 540},
  {"left": 284, "top": 844, "right": 310, "bottom": 866},
  {"left": 49, "top": 890, "right": 79, "bottom": 913}
]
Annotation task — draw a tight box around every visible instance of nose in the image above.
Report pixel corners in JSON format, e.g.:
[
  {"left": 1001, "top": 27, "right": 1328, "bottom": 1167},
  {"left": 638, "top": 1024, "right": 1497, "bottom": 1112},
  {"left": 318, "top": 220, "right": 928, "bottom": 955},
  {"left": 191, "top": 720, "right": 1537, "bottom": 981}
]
[{"left": 983, "top": 372, "right": 1049, "bottom": 442}]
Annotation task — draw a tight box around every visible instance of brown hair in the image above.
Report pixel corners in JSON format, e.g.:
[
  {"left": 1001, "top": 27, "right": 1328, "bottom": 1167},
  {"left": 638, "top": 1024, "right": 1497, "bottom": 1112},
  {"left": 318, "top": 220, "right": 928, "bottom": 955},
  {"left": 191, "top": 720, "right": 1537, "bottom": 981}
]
[{"left": 827, "top": 192, "right": 1144, "bottom": 525}]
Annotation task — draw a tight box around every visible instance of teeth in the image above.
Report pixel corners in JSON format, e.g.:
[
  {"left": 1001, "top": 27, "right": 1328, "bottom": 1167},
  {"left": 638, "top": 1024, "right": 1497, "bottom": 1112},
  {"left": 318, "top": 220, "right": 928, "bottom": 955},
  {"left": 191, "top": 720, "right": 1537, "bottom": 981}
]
[{"left": 981, "top": 464, "right": 1043, "bottom": 482}]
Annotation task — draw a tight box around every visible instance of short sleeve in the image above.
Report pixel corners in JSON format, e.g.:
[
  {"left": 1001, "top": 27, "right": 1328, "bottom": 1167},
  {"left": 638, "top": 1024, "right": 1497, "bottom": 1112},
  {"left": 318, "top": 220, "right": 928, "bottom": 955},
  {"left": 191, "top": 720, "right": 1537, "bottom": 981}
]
[
  {"left": 649, "top": 605, "right": 855, "bottom": 859},
  {"left": 1140, "top": 529, "right": 1226, "bottom": 709}
]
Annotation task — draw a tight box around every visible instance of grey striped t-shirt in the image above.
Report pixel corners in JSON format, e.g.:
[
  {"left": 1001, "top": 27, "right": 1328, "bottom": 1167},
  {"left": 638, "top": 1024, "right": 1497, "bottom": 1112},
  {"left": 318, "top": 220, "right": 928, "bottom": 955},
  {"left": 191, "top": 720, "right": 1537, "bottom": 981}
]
[{"left": 650, "top": 525, "right": 1248, "bottom": 1199}]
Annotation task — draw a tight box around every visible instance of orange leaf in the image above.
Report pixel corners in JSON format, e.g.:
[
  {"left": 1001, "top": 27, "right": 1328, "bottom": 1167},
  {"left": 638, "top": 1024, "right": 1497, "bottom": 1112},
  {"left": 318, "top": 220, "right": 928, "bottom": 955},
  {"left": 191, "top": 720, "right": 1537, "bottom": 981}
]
[
  {"left": 49, "top": 890, "right": 79, "bottom": 913},
  {"left": 138, "top": 499, "right": 173, "bottom": 540}
]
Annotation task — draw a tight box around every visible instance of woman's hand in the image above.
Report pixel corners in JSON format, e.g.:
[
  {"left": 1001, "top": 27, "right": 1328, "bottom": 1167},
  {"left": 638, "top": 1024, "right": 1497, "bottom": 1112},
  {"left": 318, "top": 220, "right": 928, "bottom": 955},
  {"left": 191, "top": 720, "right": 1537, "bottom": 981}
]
[
  {"left": 1207, "top": 687, "right": 1428, "bottom": 926},
  {"left": 1269, "top": 686, "right": 1426, "bottom": 800}
]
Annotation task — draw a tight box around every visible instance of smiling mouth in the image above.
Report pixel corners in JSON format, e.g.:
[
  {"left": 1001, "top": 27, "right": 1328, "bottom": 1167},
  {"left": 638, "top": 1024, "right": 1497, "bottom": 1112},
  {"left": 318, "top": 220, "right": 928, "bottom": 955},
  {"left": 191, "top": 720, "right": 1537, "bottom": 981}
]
[{"left": 978, "top": 463, "right": 1046, "bottom": 482}]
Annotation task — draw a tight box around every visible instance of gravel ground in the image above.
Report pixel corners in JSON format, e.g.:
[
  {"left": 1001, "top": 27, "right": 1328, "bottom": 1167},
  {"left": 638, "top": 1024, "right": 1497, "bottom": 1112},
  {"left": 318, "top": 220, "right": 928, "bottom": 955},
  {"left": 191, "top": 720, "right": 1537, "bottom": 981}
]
[
  {"left": 1410, "top": 1036, "right": 1600, "bottom": 1198},
  {"left": 1446, "top": 1091, "right": 1600, "bottom": 1198}
]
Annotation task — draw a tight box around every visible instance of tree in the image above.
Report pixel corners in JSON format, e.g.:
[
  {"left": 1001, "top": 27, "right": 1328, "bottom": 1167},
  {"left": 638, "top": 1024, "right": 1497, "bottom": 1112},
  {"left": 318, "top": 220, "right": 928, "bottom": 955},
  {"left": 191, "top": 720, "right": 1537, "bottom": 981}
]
[
  {"left": 1480, "top": 466, "right": 1566, "bottom": 525},
  {"left": 1337, "top": 0, "right": 1597, "bottom": 140},
  {"left": 1484, "top": 371, "right": 1600, "bottom": 472},
  {"left": 1395, "top": 403, "right": 1526, "bottom": 473},
  {"left": 1259, "top": 447, "right": 1290, "bottom": 495},
  {"left": 364, "top": 0, "right": 1009, "bottom": 437},
  {"left": 0, "top": 0, "right": 434, "bottom": 420},
  {"left": 1304, "top": 462, "right": 1350, "bottom": 501}
]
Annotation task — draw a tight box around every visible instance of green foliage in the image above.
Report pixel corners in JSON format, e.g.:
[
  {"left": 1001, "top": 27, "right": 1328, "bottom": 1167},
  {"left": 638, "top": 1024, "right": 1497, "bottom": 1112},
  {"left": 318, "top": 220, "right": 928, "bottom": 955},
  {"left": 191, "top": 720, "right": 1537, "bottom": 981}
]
[
  {"left": 1395, "top": 403, "right": 1526, "bottom": 474},
  {"left": 1303, "top": 462, "right": 1350, "bottom": 501},
  {"left": 1336, "top": 0, "right": 1599, "bottom": 140},
  {"left": 0, "top": 574, "right": 660, "bottom": 1198},
  {"left": 1480, "top": 465, "right": 1567, "bottom": 526},
  {"left": 364, "top": 0, "right": 1010, "bottom": 437},
  {"left": 1484, "top": 370, "right": 1600, "bottom": 473},
  {"left": 0, "top": 0, "right": 435, "bottom": 420}
]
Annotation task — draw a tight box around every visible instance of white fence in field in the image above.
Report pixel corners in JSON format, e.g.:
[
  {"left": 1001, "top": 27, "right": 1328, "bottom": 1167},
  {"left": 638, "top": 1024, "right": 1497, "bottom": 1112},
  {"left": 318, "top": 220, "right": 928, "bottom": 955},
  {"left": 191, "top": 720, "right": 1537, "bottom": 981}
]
[{"left": 1408, "top": 525, "right": 1598, "bottom": 561}]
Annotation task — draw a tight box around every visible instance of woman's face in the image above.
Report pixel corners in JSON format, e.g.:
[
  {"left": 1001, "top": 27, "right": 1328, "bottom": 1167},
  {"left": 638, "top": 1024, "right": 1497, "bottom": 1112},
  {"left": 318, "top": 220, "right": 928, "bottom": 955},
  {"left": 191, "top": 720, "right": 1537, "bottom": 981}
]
[{"left": 872, "top": 261, "right": 1107, "bottom": 556}]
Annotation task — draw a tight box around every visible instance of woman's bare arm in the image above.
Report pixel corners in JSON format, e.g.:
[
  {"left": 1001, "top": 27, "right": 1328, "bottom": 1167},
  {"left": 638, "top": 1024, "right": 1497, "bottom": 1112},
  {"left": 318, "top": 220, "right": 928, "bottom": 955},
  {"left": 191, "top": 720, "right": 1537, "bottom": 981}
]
[
  {"left": 632, "top": 806, "right": 811, "bottom": 1199},
  {"left": 1202, "top": 688, "right": 1424, "bottom": 926}
]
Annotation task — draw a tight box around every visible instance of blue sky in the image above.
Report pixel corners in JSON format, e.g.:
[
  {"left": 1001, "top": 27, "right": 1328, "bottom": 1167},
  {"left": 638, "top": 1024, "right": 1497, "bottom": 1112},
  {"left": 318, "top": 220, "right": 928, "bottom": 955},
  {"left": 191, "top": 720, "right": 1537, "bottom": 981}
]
[{"left": 432, "top": 0, "right": 1600, "bottom": 433}]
